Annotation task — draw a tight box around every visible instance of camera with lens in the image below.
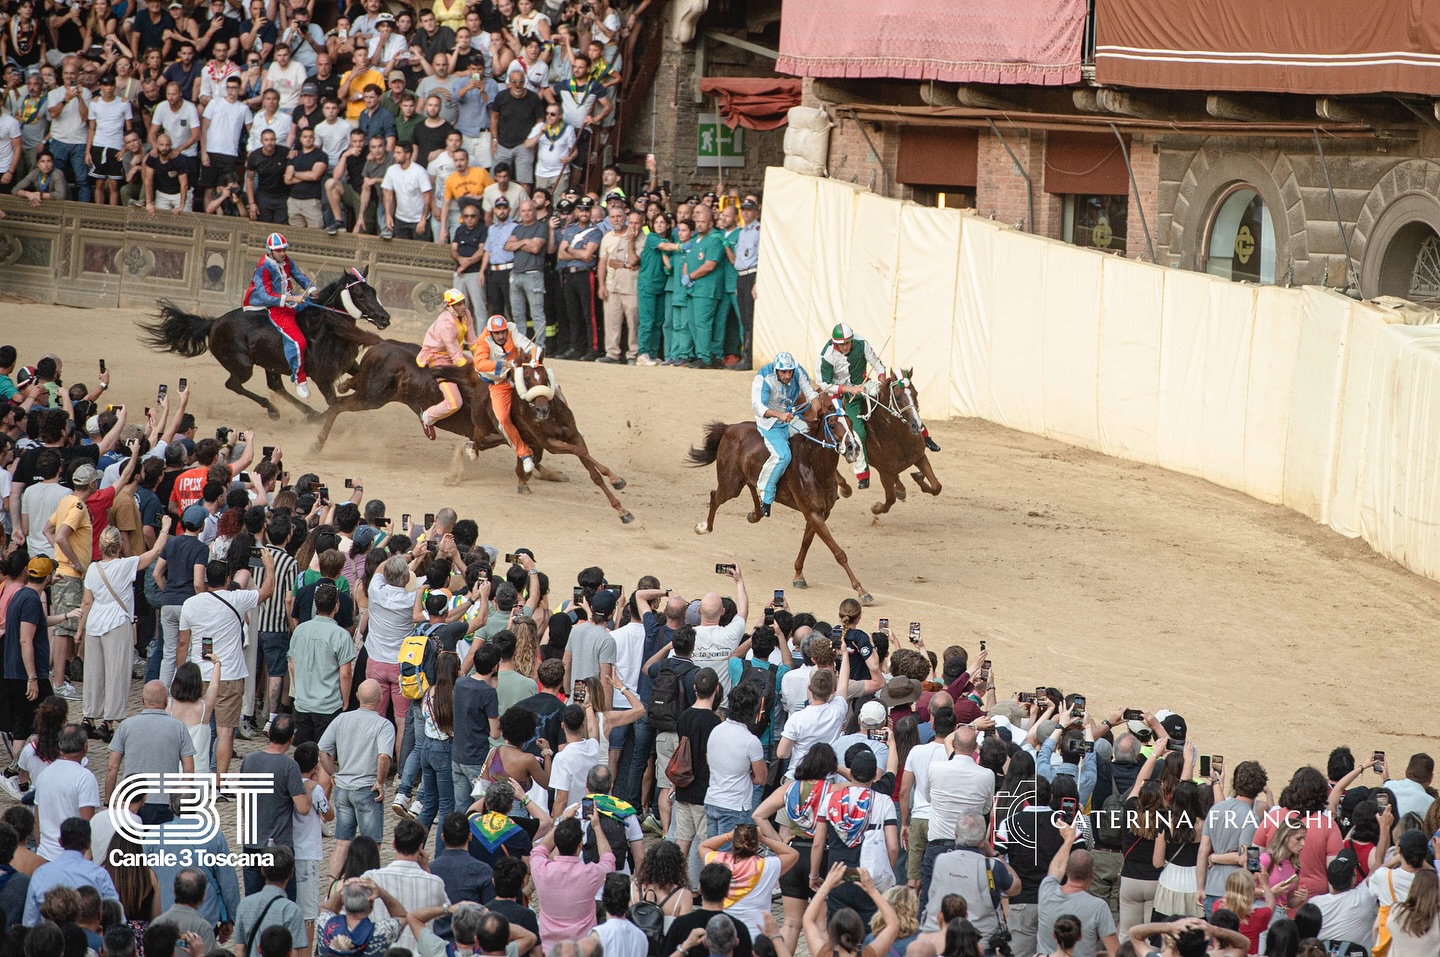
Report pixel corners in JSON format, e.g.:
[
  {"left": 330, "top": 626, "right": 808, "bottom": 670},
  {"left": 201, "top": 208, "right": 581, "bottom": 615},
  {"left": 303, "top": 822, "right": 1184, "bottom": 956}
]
[{"left": 986, "top": 927, "right": 1013, "bottom": 957}]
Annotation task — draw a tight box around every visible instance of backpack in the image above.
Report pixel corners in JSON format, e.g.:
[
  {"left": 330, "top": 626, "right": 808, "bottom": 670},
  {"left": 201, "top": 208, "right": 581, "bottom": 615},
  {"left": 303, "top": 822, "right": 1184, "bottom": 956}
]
[
  {"left": 736, "top": 659, "right": 781, "bottom": 738},
  {"left": 1093, "top": 786, "right": 1127, "bottom": 849},
  {"left": 582, "top": 807, "right": 634, "bottom": 870},
  {"left": 399, "top": 621, "right": 444, "bottom": 701},
  {"left": 648, "top": 666, "right": 684, "bottom": 732},
  {"left": 627, "top": 888, "right": 680, "bottom": 956}
]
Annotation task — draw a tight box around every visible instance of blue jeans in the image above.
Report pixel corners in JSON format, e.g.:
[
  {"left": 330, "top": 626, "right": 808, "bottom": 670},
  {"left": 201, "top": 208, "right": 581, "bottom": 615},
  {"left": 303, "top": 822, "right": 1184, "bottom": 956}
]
[
  {"left": 705, "top": 805, "right": 754, "bottom": 849},
  {"left": 49, "top": 140, "right": 91, "bottom": 204},
  {"left": 417, "top": 736, "right": 454, "bottom": 845},
  {"left": 397, "top": 704, "right": 429, "bottom": 804},
  {"left": 452, "top": 761, "right": 486, "bottom": 815},
  {"left": 334, "top": 785, "right": 384, "bottom": 842},
  {"left": 619, "top": 715, "right": 655, "bottom": 811}
]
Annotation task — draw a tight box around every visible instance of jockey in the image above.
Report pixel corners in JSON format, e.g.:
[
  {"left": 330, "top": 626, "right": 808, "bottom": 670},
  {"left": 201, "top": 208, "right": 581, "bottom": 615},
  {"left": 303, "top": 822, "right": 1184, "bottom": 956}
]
[
  {"left": 415, "top": 287, "right": 482, "bottom": 440},
  {"left": 819, "top": 323, "right": 942, "bottom": 490},
  {"left": 752, "top": 351, "right": 820, "bottom": 519},
  {"left": 243, "top": 232, "right": 317, "bottom": 398},
  {"left": 475, "top": 314, "right": 544, "bottom": 475}
]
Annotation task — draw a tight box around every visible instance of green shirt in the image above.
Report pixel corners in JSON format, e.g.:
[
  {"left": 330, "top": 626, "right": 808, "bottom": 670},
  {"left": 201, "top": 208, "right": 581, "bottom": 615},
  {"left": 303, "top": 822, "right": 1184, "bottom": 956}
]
[
  {"left": 688, "top": 229, "right": 726, "bottom": 299},
  {"left": 288, "top": 615, "right": 357, "bottom": 713},
  {"left": 295, "top": 568, "right": 351, "bottom": 594},
  {"left": 668, "top": 241, "right": 690, "bottom": 304},
  {"left": 639, "top": 231, "right": 670, "bottom": 295},
  {"left": 0, "top": 375, "right": 14, "bottom": 402},
  {"left": 720, "top": 227, "right": 739, "bottom": 294},
  {"left": 396, "top": 112, "right": 422, "bottom": 144}
]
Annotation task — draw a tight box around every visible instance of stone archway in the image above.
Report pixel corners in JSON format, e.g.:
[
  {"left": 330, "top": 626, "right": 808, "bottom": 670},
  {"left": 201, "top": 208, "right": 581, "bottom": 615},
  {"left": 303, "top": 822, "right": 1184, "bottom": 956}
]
[
  {"left": 1167, "top": 144, "right": 1305, "bottom": 285},
  {"left": 1352, "top": 161, "right": 1440, "bottom": 301}
]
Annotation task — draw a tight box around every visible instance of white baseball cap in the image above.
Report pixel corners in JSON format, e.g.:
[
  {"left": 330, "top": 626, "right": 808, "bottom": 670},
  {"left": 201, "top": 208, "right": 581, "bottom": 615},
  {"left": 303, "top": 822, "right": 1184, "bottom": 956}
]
[{"left": 859, "top": 700, "right": 887, "bottom": 727}]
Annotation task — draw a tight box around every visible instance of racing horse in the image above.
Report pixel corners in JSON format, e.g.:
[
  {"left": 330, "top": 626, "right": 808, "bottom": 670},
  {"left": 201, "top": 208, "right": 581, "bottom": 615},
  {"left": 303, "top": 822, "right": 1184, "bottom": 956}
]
[
  {"left": 138, "top": 267, "right": 391, "bottom": 419},
  {"left": 311, "top": 331, "right": 634, "bottom": 523},
  {"left": 688, "top": 397, "right": 873, "bottom": 603},
  {"left": 838, "top": 371, "right": 942, "bottom": 515}
]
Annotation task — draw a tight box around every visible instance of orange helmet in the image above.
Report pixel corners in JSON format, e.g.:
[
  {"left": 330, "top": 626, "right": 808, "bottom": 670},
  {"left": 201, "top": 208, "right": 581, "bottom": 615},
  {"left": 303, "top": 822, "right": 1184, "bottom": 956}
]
[{"left": 486, "top": 315, "right": 508, "bottom": 334}]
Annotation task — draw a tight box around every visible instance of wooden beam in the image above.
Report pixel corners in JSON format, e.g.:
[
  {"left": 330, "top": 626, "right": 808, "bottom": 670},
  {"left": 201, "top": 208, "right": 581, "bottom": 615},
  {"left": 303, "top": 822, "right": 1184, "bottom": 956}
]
[
  {"left": 919, "top": 81, "right": 959, "bottom": 108},
  {"left": 1072, "top": 89, "right": 1103, "bottom": 113},
  {"left": 953, "top": 85, "right": 1028, "bottom": 111},
  {"left": 810, "top": 79, "right": 850, "bottom": 104},
  {"left": 1317, "top": 97, "right": 1368, "bottom": 124},
  {"left": 1206, "top": 94, "right": 1288, "bottom": 123},
  {"left": 1095, "top": 88, "right": 1174, "bottom": 120}
]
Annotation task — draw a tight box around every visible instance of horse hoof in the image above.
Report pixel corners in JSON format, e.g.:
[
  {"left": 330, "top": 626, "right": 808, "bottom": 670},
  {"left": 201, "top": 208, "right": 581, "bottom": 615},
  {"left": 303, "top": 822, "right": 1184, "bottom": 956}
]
[
  {"left": 463, "top": 443, "right": 478, "bottom": 461},
  {"left": 611, "top": 477, "right": 627, "bottom": 490},
  {"left": 870, "top": 502, "right": 887, "bottom": 515},
  {"left": 859, "top": 592, "right": 875, "bottom": 606},
  {"left": 909, "top": 471, "right": 925, "bottom": 484},
  {"left": 894, "top": 485, "right": 907, "bottom": 501},
  {"left": 517, "top": 484, "right": 532, "bottom": 495},
  {"left": 746, "top": 511, "right": 761, "bottom": 524},
  {"left": 266, "top": 406, "right": 280, "bottom": 421},
  {"left": 620, "top": 512, "right": 634, "bottom": 524},
  {"left": 792, "top": 578, "right": 808, "bottom": 589},
  {"left": 838, "top": 483, "right": 852, "bottom": 499},
  {"left": 694, "top": 521, "right": 710, "bottom": 535}
]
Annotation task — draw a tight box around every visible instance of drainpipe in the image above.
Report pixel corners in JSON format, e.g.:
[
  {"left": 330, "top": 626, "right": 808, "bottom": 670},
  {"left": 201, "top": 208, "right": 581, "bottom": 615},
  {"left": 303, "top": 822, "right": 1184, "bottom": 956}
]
[
  {"left": 1110, "top": 123, "right": 1156, "bottom": 263},
  {"left": 985, "top": 118, "right": 1033, "bottom": 233},
  {"left": 1313, "top": 129, "right": 1358, "bottom": 295}
]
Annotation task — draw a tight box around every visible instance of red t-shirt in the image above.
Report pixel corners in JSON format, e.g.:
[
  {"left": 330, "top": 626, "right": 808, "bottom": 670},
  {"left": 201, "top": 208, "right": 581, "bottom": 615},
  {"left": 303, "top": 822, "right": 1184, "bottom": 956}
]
[
  {"left": 1253, "top": 808, "right": 1343, "bottom": 899},
  {"left": 1211, "top": 900, "right": 1271, "bottom": 954},
  {"left": 168, "top": 465, "right": 209, "bottom": 511}
]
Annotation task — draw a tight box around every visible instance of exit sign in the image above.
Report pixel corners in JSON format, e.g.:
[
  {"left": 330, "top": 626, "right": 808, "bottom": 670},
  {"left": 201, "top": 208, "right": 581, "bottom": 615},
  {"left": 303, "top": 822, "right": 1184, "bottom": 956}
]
[{"left": 697, "top": 113, "right": 745, "bottom": 168}]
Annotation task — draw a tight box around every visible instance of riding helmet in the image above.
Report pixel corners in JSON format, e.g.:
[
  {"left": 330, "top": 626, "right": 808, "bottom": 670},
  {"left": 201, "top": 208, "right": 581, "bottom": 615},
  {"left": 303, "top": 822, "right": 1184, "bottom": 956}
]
[
  {"left": 487, "top": 315, "right": 508, "bottom": 334},
  {"left": 266, "top": 232, "right": 288, "bottom": 251},
  {"left": 442, "top": 287, "right": 466, "bottom": 306},
  {"left": 773, "top": 352, "right": 797, "bottom": 372},
  {"left": 831, "top": 322, "right": 853, "bottom": 345}
]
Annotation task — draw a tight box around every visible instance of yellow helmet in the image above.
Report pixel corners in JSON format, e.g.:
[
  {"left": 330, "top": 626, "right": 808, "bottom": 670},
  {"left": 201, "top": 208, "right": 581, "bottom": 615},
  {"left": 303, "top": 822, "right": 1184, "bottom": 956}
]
[{"left": 443, "top": 288, "right": 466, "bottom": 306}]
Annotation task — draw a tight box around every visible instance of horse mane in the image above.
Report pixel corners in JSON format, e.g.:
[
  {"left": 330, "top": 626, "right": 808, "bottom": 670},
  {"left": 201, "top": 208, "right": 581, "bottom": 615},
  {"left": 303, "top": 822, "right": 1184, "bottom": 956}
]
[{"left": 320, "top": 317, "right": 383, "bottom": 348}]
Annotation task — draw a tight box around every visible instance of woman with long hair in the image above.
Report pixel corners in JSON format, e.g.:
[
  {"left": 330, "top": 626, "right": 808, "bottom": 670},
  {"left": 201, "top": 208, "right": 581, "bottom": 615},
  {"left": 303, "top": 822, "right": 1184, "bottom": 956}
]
[
  {"left": 511, "top": 618, "right": 539, "bottom": 679},
  {"left": 78, "top": 522, "right": 169, "bottom": 740},
  {"left": 1389, "top": 865, "right": 1440, "bottom": 954},
  {"left": 1260, "top": 822, "right": 1307, "bottom": 913},
  {"left": 633, "top": 839, "right": 693, "bottom": 931},
  {"left": 0, "top": 550, "right": 29, "bottom": 637},
  {"left": 1152, "top": 779, "right": 1206, "bottom": 919},
  {"left": 322, "top": 835, "right": 380, "bottom": 918},
  {"left": 8, "top": 695, "right": 67, "bottom": 798},
  {"left": 1120, "top": 779, "right": 1166, "bottom": 933},
  {"left": 996, "top": 749, "right": 1037, "bottom": 832},
  {"left": 1217, "top": 868, "right": 1275, "bottom": 954},
  {"left": 868, "top": 885, "right": 920, "bottom": 957},
  {"left": 489, "top": 705, "right": 550, "bottom": 797},
  {"left": 168, "top": 659, "right": 221, "bottom": 775},
  {"left": 698, "top": 823, "right": 800, "bottom": 938},
  {"left": 415, "top": 651, "right": 459, "bottom": 843},
  {"left": 1262, "top": 919, "right": 1300, "bottom": 957},
  {"left": 889, "top": 717, "right": 920, "bottom": 804},
  {"left": 1254, "top": 767, "right": 1338, "bottom": 901},
  {"left": 752, "top": 742, "right": 838, "bottom": 956},
  {"left": 103, "top": 834, "right": 160, "bottom": 953},
  {"left": 805, "top": 863, "right": 900, "bottom": 957}
]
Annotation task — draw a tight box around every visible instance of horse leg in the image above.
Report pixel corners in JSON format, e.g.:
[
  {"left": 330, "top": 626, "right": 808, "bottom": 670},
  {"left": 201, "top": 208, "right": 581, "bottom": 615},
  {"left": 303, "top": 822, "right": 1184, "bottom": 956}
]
[
  {"left": 266, "top": 369, "right": 321, "bottom": 419},
  {"left": 538, "top": 439, "right": 632, "bottom": 523},
  {"left": 835, "top": 470, "right": 852, "bottom": 499},
  {"left": 311, "top": 390, "right": 374, "bottom": 453},
  {"left": 910, "top": 454, "right": 943, "bottom": 496},
  {"left": 568, "top": 436, "right": 626, "bottom": 491},
  {"left": 225, "top": 367, "right": 279, "bottom": 420},
  {"left": 792, "top": 524, "right": 816, "bottom": 588},
  {"left": 871, "top": 471, "right": 900, "bottom": 515},
  {"left": 513, "top": 455, "right": 532, "bottom": 495},
  {"left": 696, "top": 459, "right": 747, "bottom": 535},
  {"left": 805, "top": 510, "right": 872, "bottom": 604}
]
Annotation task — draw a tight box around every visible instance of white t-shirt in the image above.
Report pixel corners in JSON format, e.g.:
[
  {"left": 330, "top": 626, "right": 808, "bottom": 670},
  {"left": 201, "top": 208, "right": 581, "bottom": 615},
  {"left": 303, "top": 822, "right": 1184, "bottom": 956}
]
[
  {"left": 529, "top": 120, "right": 576, "bottom": 179},
  {"left": 89, "top": 806, "right": 140, "bottom": 864},
  {"left": 89, "top": 96, "right": 132, "bottom": 150},
  {"left": 780, "top": 695, "right": 847, "bottom": 774},
  {"left": 178, "top": 587, "right": 261, "bottom": 680},
  {"left": 704, "top": 719, "right": 763, "bottom": 812},
  {"left": 202, "top": 97, "right": 251, "bottom": 157},
  {"left": 593, "top": 916, "right": 651, "bottom": 957},
  {"left": 151, "top": 99, "right": 201, "bottom": 156},
  {"left": 1310, "top": 886, "right": 1380, "bottom": 949},
  {"left": 314, "top": 117, "right": 354, "bottom": 167},
  {"left": 247, "top": 108, "right": 294, "bottom": 152},
  {"left": 293, "top": 779, "right": 329, "bottom": 861},
  {"left": 904, "top": 740, "right": 948, "bottom": 820},
  {"left": 707, "top": 855, "right": 782, "bottom": 938},
  {"left": 550, "top": 736, "right": 602, "bottom": 803},
  {"left": 45, "top": 86, "right": 91, "bottom": 144},
  {"left": 34, "top": 759, "right": 101, "bottom": 860},
  {"left": 22, "top": 482, "right": 69, "bottom": 557},
  {"left": 382, "top": 161, "right": 433, "bottom": 223},
  {"left": 83, "top": 556, "right": 139, "bottom": 635},
  {"left": 0, "top": 113, "right": 21, "bottom": 174},
  {"left": 693, "top": 617, "right": 746, "bottom": 693},
  {"left": 609, "top": 621, "right": 645, "bottom": 708},
  {"left": 780, "top": 664, "right": 813, "bottom": 718},
  {"left": 266, "top": 60, "right": 307, "bottom": 111}
]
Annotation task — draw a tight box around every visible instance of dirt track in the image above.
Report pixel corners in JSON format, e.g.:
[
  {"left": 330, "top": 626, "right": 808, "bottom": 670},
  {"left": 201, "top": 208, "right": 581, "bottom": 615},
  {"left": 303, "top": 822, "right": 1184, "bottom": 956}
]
[{"left": 13, "top": 302, "right": 1440, "bottom": 779}]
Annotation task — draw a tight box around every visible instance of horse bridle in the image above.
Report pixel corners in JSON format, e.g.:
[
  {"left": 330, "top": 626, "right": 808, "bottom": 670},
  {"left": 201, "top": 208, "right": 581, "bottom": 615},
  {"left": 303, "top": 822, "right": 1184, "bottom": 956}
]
[
  {"left": 853, "top": 374, "right": 918, "bottom": 425},
  {"left": 788, "top": 400, "right": 855, "bottom": 454},
  {"left": 513, "top": 363, "right": 557, "bottom": 403},
  {"left": 303, "top": 268, "right": 375, "bottom": 321}
]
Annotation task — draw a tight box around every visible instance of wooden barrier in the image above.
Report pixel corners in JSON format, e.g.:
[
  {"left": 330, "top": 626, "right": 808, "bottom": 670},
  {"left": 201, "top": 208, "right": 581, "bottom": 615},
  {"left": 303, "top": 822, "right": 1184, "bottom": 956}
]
[{"left": 0, "top": 196, "right": 457, "bottom": 334}]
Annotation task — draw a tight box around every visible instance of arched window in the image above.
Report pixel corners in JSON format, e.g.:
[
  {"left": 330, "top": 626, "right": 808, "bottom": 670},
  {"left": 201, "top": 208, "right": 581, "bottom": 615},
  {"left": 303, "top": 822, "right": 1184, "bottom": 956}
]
[{"left": 1204, "top": 187, "right": 1276, "bottom": 285}]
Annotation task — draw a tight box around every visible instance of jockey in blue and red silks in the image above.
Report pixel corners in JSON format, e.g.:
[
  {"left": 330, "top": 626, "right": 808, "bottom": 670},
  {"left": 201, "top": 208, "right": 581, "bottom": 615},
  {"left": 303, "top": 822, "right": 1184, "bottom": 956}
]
[{"left": 243, "top": 231, "right": 317, "bottom": 399}]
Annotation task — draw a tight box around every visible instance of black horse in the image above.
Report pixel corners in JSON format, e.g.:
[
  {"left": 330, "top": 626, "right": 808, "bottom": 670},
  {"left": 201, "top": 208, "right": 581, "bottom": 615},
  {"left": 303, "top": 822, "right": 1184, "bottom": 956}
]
[{"left": 138, "top": 266, "right": 391, "bottom": 419}]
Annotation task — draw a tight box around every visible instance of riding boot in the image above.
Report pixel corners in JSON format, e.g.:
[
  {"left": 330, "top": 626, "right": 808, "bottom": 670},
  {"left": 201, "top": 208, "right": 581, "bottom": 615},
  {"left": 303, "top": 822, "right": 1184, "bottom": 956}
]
[
  {"left": 924, "top": 431, "right": 941, "bottom": 452},
  {"left": 760, "top": 503, "right": 771, "bottom": 518}
]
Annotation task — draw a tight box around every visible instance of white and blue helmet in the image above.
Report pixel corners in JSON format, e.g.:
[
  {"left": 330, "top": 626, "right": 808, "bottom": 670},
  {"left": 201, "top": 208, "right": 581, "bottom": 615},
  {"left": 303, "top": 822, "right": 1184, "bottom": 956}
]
[{"left": 773, "top": 352, "right": 797, "bottom": 372}]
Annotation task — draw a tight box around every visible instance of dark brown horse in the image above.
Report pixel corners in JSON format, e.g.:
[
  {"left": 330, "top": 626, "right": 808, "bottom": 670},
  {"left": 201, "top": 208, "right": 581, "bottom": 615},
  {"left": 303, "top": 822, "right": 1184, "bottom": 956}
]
[
  {"left": 688, "top": 400, "right": 873, "bottom": 603},
  {"left": 138, "top": 267, "right": 391, "bottom": 419},
  {"left": 840, "top": 371, "right": 942, "bottom": 515},
  {"left": 312, "top": 332, "right": 634, "bottom": 522}
]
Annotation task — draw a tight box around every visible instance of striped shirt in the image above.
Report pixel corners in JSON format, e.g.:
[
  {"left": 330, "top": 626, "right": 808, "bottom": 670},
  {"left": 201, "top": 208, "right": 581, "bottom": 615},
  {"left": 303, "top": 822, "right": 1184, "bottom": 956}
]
[{"left": 257, "top": 545, "right": 298, "bottom": 634}]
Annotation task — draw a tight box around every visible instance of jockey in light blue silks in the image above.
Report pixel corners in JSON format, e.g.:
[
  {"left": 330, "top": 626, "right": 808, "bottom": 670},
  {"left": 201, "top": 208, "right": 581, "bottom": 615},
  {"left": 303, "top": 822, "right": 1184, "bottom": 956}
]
[{"left": 752, "top": 351, "right": 821, "bottom": 519}]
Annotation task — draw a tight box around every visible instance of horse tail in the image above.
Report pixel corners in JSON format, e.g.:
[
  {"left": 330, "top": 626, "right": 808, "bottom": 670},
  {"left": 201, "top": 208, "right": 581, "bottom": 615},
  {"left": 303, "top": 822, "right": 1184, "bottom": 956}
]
[
  {"left": 686, "top": 421, "right": 729, "bottom": 468},
  {"left": 138, "top": 301, "right": 213, "bottom": 357}
]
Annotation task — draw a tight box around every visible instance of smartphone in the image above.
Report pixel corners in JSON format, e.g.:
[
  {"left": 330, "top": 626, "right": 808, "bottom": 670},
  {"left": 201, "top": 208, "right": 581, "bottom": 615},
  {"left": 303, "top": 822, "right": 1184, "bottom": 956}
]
[
  {"left": 98, "top": 358, "right": 106, "bottom": 373},
  {"left": 1213, "top": 755, "right": 1224, "bottom": 775},
  {"left": 262, "top": 446, "right": 274, "bottom": 459},
  {"left": 504, "top": 553, "right": 521, "bottom": 563},
  {"left": 877, "top": 618, "right": 889, "bottom": 631},
  {"left": 314, "top": 485, "right": 327, "bottom": 501},
  {"left": 979, "top": 639, "right": 986, "bottom": 652},
  {"left": 401, "top": 513, "right": 411, "bottom": 531},
  {"left": 1078, "top": 740, "right": 1095, "bottom": 753},
  {"left": 773, "top": 588, "right": 784, "bottom": 604},
  {"left": 1122, "top": 708, "right": 1144, "bottom": 721},
  {"left": 425, "top": 513, "right": 436, "bottom": 526},
  {"left": 1376, "top": 791, "right": 1390, "bottom": 810},
  {"left": 1070, "top": 695, "right": 1085, "bottom": 718},
  {"left": 841, "top": 867, "right": 861, "bottom": 884},
  {"left": 1374, "top": 750, "right": 1386, "bottom": 776},
  {"left": 1059, "top": 796, "right": 1079, "bottom": 816},
  {"left": 865, "top": 728, "right": 886, "bottom": 741},
  {"left": 144, "top": 407, "right": 150, "bottom": 417},
  {"left": 157, "top": 383, "right": 168, "bottom": 404},
  {"left": 573, "top": 586, "right": 584, "bottom": 602},
  {"left": 1166, "top": 738, "right": 1185, "bottom": 753},
  {"left": 344, "top": 478, "right": 354, "bottom": 488},
  {"left": 178, "top": 377, "right": 187, "bottom": 391},
  {"left": 1246, "top": 846, "right": 1261, "bottom": 873},
  {"left": 573, "top": 681, "right": 586, "bottom": 704},
  {"left": 239, "top": 472, "right": 251, "bottom": 484},
  {"left": 201, "top": 636, "right": 213, "bottom": 659},
  {"left": 581, "top": 796, "right": 593, "bottom": 817},
  {"left": 715, "top": 563, "right": 736, "bottom": 575},
  {"left": 1019, "top": 692, "right": 1033, "bottom": 703},
  {"left": 908, "top": 621, "right": 920, "bottom": 644},
  {"left": 763, "top": 607, "right": 775, "bottom": 624},
  {"left": 1199, "top": 755, "right": 1212, "bottom": 778},
  {"left": 1035, "top": 686, "right": 1048, "bottom": 701},
  {"left": 830, "top": 625, "right": 842, "bottom": 650}
]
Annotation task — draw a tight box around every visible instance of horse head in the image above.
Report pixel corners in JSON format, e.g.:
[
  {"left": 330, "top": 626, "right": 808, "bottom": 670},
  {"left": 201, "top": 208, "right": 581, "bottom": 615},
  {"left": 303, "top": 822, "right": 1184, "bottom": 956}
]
[
  {"left": 816, "top": 387, "right": 861, "bottom": 463},
  {"left": 886, "top": 370, "right": 923, "bottom": 436},
  {"left": 513, "top": 363, "right": 557, "bottom": 420},
  {"left": 331, "top": 266, "right": 391, "bottom": 329}
]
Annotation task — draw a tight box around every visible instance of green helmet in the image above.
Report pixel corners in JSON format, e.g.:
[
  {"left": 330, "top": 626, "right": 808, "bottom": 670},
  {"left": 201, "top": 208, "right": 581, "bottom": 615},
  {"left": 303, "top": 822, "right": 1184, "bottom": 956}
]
[{"left": 831, "top": 323, "right": 854, "bottom": 346}]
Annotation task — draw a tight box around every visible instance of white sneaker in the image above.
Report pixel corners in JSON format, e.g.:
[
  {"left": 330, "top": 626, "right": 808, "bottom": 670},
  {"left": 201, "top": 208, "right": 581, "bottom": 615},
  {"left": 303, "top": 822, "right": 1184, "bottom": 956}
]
[
  {"left": 521, "top": 455, "right": 535, "bottom": 474},
  {"left": 408, "top": 798, "right": 423, "bottom": 816},
  {"left": 637, "top": 355, "right": 658, "bottom": 366},
  {"left": 58, "top": 681, "right": 82, "bottom": 701},
  {"left": 296, "top": 380, "right": 311, "bottom": 399},
  {"left": 0, "top": 775, "right": 21, "bottom": 801}
]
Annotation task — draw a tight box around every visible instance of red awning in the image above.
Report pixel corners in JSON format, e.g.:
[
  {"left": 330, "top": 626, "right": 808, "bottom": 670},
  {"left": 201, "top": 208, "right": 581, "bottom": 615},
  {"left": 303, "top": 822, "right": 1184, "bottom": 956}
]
[{"left": 698, "top": 78, "right": 803, "bottom": 131}]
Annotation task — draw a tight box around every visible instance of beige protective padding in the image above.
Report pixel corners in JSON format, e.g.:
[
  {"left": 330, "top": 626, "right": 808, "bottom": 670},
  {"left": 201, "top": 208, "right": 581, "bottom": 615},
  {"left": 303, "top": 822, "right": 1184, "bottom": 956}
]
[
  {"left": 754, "top": 167, "right": 1440, "bottom": 587},
  {"left": 1095, "top": 254, "right": 1165, "bottom": 465}
]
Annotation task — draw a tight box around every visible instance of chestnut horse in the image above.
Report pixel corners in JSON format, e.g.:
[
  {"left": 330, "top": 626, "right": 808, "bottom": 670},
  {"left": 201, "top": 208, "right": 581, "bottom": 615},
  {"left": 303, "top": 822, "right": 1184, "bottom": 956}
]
[
  {"left": 688, "top": 399, "right": 873, "bottom": 603},
  {"left": 312, "top": 331, "right": 633, "bottom": 522},
  {"left": 839, "top": 371, "right": 942, "bottom": 515}
]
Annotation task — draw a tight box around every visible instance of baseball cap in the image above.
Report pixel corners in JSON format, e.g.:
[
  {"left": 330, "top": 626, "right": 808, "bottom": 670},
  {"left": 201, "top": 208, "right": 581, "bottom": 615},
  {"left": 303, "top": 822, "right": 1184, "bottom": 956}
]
[
  {"left": 589, "top": 588, "right": 618, "bottom": 618},
  {"left": 352, "top": 526, "right": 382, "bottom": 549},
  {"left": 375, "top": 11, "right": 395, "bottom": 22},
  {"left": 493, "top": 196, "right": 510, "bottom": 207},
  {"left": 1327, "top": 851, "right": 1357, "bottom": 890},
  {"left": 387, "top": 70, "right": 406, "bottom": 82},
  {"left": 858, "top": 701, "right": 887, "bottom": 728},
  {"left": 182, "top": 504, "right": 209, "bottom": 531},
  {"left": 25, "top": 556, "right": 56, "bottom": 580},
  {"left": 84, "top": 415, "right": 101, "bottom": 436},
  {"left": 301, "top": 82, "right": 319, "bottom": 95},
  {"left": 1154, "top": 709, "right": 1187, "bottom": 741},
  {"left": 684, "top": 194, "right": 701, "bottom": 204},
  {"left": 71, "top": 463, "right": 100, "bottom": 487}
]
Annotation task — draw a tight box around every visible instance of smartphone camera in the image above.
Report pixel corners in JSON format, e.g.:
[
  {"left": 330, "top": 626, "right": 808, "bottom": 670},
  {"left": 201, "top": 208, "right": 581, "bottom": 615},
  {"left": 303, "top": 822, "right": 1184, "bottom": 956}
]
[
  {"left": 401, "top": 513, "right": 411, "bottom": 530},
  {"left": 425, "top": 513, "right": 436, "bottom": 526},
  {"left": 1199, "top": 755, "right": 1212, "bottom": 778},
  {"left": 1246, "top": 846, "right": 1261, "bottom": 873},
  {"left": 773, "top": 588, "right": 784, "bottom": 604},
  {"left": 908, "top": 622, "right": 920, "bottom": 644},
  {"left": 1373, "top": 750, "right": 1386, "bottom": 776},
  {"left": 505, "top": 553, "right": 521, "bottom": 564},
  {"left": 715, "top": 563, "right": 736, "bottom": 575},
  {"left": 1122, "top": 708, "right": 1144, "bottom": 721},
  {"left": 178, "top": 377, "right": 187, "bottom": 391}
]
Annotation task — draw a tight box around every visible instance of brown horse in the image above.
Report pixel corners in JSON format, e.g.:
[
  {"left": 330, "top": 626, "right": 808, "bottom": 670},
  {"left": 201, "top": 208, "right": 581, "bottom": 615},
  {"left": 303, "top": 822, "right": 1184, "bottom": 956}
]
[
  {"left": 688, "top": 400, "right": 873, "bottom": 603},
  {"left": 312, "top": 331, "right": 633, "bottom": 522},
  {"left": 842, "top": 371, "right": 942, "bottom": 515}
]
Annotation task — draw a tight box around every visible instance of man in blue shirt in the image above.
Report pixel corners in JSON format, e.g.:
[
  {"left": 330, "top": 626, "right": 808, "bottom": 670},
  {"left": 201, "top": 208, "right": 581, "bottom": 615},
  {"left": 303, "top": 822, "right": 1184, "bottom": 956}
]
[
  {"left": 451, "top": 69, "right": 499, "bottom": 170},
  {"left": 733, "top": 199, "right": 761, "bottom": 370},
  {"left": 451, "top": 200, "right": 488, "bottom": 315},
  {"left": 483, "top": 196, "right": 517, "bottom": 319},
  {"left": 554, "top": 198, "right": 603, "bottom": 361},
  {"left": 146, "top": 793, "right": 244, "bottom": 935},
  {"left": 24, "top": 817, "right": 121, "bottom": 925},
  {"left": 356, "top": 84, "right": 397, "bottom": 152},
  {"left": 750, "top": 353, "right": 820, "bottom": 519}
]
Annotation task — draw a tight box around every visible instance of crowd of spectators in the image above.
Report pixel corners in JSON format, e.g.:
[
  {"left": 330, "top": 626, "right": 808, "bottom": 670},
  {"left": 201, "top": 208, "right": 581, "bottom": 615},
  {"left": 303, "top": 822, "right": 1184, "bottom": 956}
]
[{"left": 5, "top": 342, "right": 1437, "bottom": 957}]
